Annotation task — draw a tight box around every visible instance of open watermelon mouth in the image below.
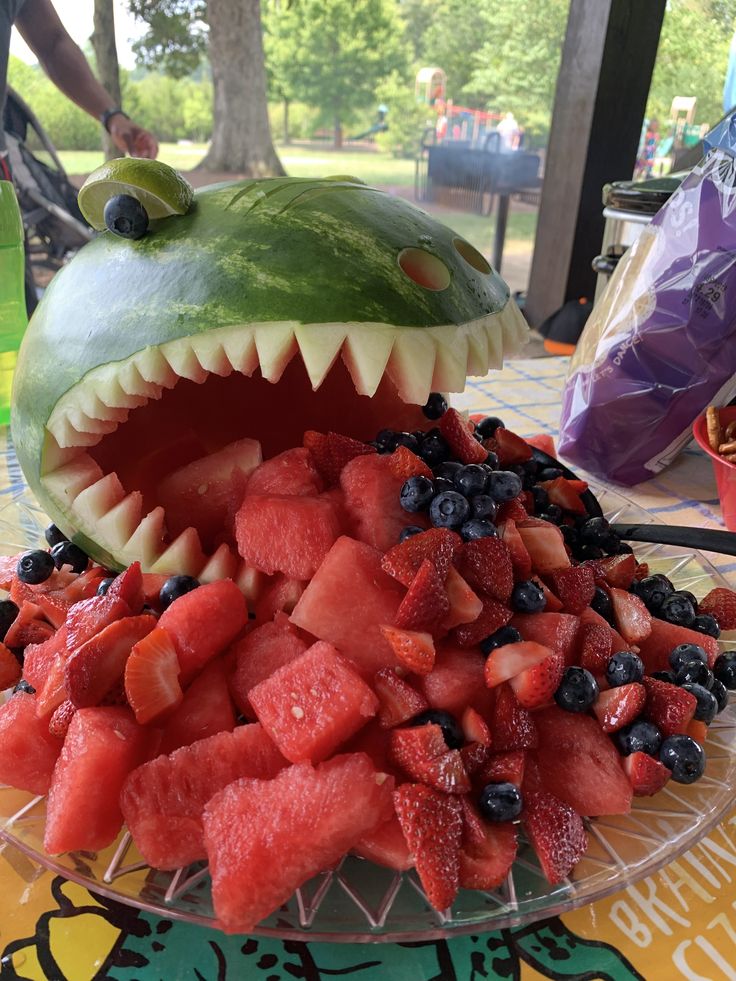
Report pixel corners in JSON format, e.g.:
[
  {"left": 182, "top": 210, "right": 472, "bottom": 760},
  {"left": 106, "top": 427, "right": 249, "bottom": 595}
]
[{"left": 37, "top": 308, "right": 527, "bottom": 577}]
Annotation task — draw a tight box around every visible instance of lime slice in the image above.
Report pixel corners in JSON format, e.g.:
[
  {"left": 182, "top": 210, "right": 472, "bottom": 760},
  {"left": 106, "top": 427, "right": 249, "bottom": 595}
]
[{"left": 78, "top": 159, "right": 194, "bottom": 231}]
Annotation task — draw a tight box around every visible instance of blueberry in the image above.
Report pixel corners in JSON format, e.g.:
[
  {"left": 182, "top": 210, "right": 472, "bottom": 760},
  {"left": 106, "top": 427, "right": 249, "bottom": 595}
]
[
  {"left": 591, "top": 586, "right": 614, "bottom": 623},
  {"left": 376, "top": 429, "right": 399, "bottom": 453},
  {"left": 579, "top": 516, "right": 611, "bottom": 546},
  {"left": 606, "top": 651, "right": 644, "bottom": 687},
  {"left": 470, "top": 494, "right": 497, "bottom": 521},
  {"left": 400, "top": 475, "right": 435, "bottom": 513},
  {"left": 429, "top": 491, "right": 470, "bottom": 529},
  {"left": 615, "top": 720, "right": 662, "bottom": 756},
  {"left": 409, "top": 709, "right": 463, "bottom": 749},
  {"left": 714, "top": 652, "right": 736, "bottom": 690},
  {"left": 511, "top": 580, "right": 545, "bottom": 614},
  {"left": 419, "top": 431, "right": 450, "bottom": 467},
  {"left": 632, "top": 574, "right": 674, "bottom": 611},
  {"left": 0, "top": 599, "right": 19, "bottom": 641},
  {"left": 560, "top": 524, "right": 579, "bottom": 548},
  {"left": 159, "top": 575, "right": 200, "bottom": 610},
  {"left": 710, "top": 678, "right": 729, "bottom": 713},
  {"left": 13, "top": 678, "right": 35, "bottom": 694},
  {"left": 484, "top": 450, "right": 500, "bottom": 469},
  {"left": 554, "top": 666, "right": 599, "bottom": 713},
  {"left": 651, "top": 670, "right": 677, "bottom": 684},
  {"left": 432, "top": 476, "right": 456, "bottom": 495},
  {"left": 659, "top": 734, "right": 706, "bottom": 783},
  {"left": 674, "top": 590, "right": 698, "bottom": 612},
  {"left": 681, "top": 683, "right": 718, "bottom": 724},
  {"left": 434, "top": 461, "right": 462, "bottom": 479},
  {"left": 96, "top": 576, "right": 115, "bottom": 596},
  {"left": 50, "top": 541, "right": 88, "bottom": 574},
  {"left": 478, "top": 782, "right": 523, "bottom": 822},
  {"left": 575, "top": 544, "right": 604, "bottom": 561},
  {"left": 475, "top": 416, "right": 504, "bottom": 438},
  {"left": 540, "top": 506, "right": 563, "bottom": 526},
  {"left": 614, "top": 542, "right": 633, "bottom": 554},
  {"left": 674, "top": 659, "right": 713, "bottom": 689},
  {"left": 532, "top": 486, "right": 549, "bottom": 512},
  {"left": 538, "top": 466, "right": 563, "bottom": 481},
  {"left": 103, "top": 193, "right": 149, "bottom": 239},
  {"left": 394, "top": 432, "right": 420, "bottom": 453},
  {"left": 669, "top": 643, "right": 708, "bottom": 673},
  {"left": 480, "top": 625, "right": 522, "bottom": 657},
  {"left": 487, "top": 470, "right": 523, "bottom": 502},
  {"left": 460, "top": 518, "right": 498, "bottom": 542},
  {"left": 692, "top": 613, "right": 721, "bottom": 638},
  {"left": 44, "top": 523, "right": 68, "bottom": 549},
  {"left": 422, "top": 392, "right": 448, "bottom": 420},
  {"left": 16, "top": 549, "right": 54, "bottom": 585},
  {"left": 454, "top": 464, "right": 488, "bottom": 498}
]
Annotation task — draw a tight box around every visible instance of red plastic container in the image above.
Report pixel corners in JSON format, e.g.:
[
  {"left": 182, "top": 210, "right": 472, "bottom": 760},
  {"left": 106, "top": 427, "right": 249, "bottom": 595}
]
[{"left": 693, "top": 406, "right": 736, "bottom": 531}]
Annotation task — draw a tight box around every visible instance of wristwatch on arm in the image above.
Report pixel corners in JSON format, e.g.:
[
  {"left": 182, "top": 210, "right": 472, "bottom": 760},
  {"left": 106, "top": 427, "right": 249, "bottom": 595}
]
[{"left": 100, "top": 108, "right": 129, "bottom": 133}]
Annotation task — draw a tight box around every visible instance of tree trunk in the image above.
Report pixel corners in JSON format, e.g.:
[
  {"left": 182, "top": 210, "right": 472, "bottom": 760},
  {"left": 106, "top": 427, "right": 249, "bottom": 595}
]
[
  {"left": 201, "top": 0, "right": 284, "bottom": 175},
  {"left": 334, "top": 117, "right": 343, "bottom": 149},
  {"left": 283, "top": 98, "right": 290, "bottom": 145},
  {"left": 91, "top": 0, "right": 122, "bottom": 161}
]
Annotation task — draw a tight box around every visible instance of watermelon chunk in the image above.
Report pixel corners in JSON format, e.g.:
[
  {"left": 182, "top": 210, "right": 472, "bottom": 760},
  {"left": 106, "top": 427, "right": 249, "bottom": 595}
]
[
  {"left": 511, "top": 612, "right": 580, "bottom": 665},
  {"left": 0, "top": 692, "right": 62, "bottom": 795},
  {"left": 202, "top": 753, "right": 394, "bottom": 933},
  {"left": 235, "top": 494, "right": 341, "bottom": 579},
  {"left": 245, "top": 447, "right": 323, "bottom": 497},
  {"left": 353, "top": 812, "right": 413, "bottom": 871},
  {"left": 340, "top": 454, "right": 427, "bottom": 551},
  {"left": 158, "top": 579, "right": 247, "bottom": 683},
  {"left": 159, "top": 657, "right": 236, "bottom": 754},
  {"left": 120, "top": 723, "right": 287, "bottom": 870},
  {"left": 249, "top": 641, "right": 379, "bottom": 763},
  {"left": 252, "top": 574, "right": 305, "bottom": 623},
  {"left": 637, "top": 618, "right": 719, "bottom": 673},
  {"left": 419, "top": 643, "right": 494, "bottom": 718},
  {"left": 228, "top": 612, "right": 309, "bottom": 717},
  {"left": 290, "top": 536, "right": 405, "bottom": 677},
  {"left": 44, "top": 707, "right": 150, "bottom": 854},
  {"left": 532, "top": 707, "right": 632, "bottom": 816}
]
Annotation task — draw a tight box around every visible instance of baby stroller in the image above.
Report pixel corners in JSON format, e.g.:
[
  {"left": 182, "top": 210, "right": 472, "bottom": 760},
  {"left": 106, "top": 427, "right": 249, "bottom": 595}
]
[{"left": 2, "top": 86, "right": 93, "bottom": 312}]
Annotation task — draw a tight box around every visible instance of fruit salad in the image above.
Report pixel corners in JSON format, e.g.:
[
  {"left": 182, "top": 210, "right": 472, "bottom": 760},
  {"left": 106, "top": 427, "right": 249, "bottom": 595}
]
[{"left": 1, "top": 406, "right": 734, "bottom": 935}]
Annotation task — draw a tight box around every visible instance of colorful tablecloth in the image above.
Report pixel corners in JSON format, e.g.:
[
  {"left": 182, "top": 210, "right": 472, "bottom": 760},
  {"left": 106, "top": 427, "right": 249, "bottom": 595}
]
[{"left": 2, "top": 357, "right": 736, "bottom": 981}]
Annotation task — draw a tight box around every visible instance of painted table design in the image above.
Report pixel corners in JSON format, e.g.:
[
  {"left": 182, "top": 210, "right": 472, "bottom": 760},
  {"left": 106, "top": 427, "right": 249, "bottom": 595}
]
[{"left": 2, "top": 357, "right": 735, "bottom": 981}]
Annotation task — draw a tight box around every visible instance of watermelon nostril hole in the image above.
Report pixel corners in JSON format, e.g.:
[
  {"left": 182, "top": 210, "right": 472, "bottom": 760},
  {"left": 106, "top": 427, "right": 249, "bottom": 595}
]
[
  {"left": 398, "top": 248, "right": 451, "bottom": 291},
  {"left": 453, "top": 238, "right": 491, "bottom": 275}
]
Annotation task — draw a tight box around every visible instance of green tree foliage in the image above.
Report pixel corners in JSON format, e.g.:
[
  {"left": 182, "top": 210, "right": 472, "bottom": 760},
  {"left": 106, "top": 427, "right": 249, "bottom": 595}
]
[
  {"left": 7, "top": 56, "right": 101, "bottom": 150},
  {"left": 374, "top": 71, "right": 432, "bottom": 157},
  {"left": 263, "top": 0, "right": 411, "bottom": 146},
  {"left": 128, "top": 0, "right": 208, "bottom": 78}
]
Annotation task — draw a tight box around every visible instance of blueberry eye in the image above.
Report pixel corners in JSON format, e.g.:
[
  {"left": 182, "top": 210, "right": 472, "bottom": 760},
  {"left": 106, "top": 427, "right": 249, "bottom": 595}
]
[{"left": 103, "top": 194, "right": 149, "bottom": 239}]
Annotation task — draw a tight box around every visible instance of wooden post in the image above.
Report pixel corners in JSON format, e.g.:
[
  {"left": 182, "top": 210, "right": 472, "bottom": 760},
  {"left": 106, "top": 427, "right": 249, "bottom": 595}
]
[{"left": 524, "top": 0, "right": 666, "bottom": 327}]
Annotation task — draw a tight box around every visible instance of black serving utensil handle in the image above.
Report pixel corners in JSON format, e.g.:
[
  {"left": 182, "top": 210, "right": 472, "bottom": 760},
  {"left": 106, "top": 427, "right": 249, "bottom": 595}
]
[{"left": 529, "top": 447, "right": 736, "bottom": 556}]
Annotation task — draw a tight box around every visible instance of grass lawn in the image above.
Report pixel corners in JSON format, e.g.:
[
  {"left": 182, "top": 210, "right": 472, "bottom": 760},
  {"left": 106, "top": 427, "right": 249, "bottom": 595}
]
[{"left": 53, "top": 142, "right": 536, "bottom": 252}]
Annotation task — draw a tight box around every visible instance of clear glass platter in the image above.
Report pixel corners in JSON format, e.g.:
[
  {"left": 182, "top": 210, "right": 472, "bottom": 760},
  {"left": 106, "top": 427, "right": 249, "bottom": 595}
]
[{"left": 1, "top": 475, "right": 735, "bottom": 942}]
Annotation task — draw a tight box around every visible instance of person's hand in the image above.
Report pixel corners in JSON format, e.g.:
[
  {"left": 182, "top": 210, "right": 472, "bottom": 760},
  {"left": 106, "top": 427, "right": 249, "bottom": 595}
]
[{"left": 107, "top": 116, "right": 159, "bottom": 159}]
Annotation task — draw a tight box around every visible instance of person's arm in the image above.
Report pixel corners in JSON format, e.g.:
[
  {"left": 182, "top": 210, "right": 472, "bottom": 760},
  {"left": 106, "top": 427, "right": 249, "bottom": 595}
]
[{"left": 14, "top": 0, "right": 158, "bottom": 158}]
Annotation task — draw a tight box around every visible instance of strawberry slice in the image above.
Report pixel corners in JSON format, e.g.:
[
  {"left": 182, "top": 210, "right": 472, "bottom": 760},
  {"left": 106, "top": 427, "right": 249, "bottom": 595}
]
[
  {"left": 380, "top": 625, "right": 436, "bottom": 675},
  {"left": 592, "top": 682, "right": 646, "bottom": 733},
  {"left": 496, "top": 495, "right": 529, "bottom": 523},
  {"left": 382, "top": 528, "right": 461, "bottom": 587},
  {"left": 461, "top": 706, "right": 491, "bottom": 746},
  {"left": 623, "top": 751, "right": 671, "bottom": 796},
  {"left": 456, "top": 537, "right": 513, "bottom": 604},
  {"left": 65, "top": 613, "right": 158, "bottom": 708},
  {"left": 499, "top": 519, "right": 532, "bottom": 579},
  {"left": 388, "top": 446, "right": 433, "bottom": 481},
  {"left": 389, "top": 724, "right": 471, "bottom": 794},
  {"left": 477, "top": 749, "right": 526, "bottom": 787},
  {"left": 495, "top": 427, "right": 533, "bottom": 465},
  {"left": 484, "top": 640, "right": 554, "bottom": 688},
  {"left": 393, "top": 783, "right": 463, "bottom": 911},
  {"left": 578, "top": 621, "right": 613, "bottom": 674},
  {"left": 106, "top": 561, "right": 144, "bottom": 613},
  {"left": 48, "top": 699, "right": 76, "bottom": 739},
  {"left": 394, "top": 559, "right": 449, "bottom": 632},
  {"left": 373, "top": 668, "right": 428, "bottom": 728},
  {"left": 535, "top": 577, "right": 563, "bottom": 612},
  {"left": 303, "top": 430, "right": 375, "bottom": 485},
  {"left": 493, "top": 683, "right": 538, "bottom": 752},
  {"left": 538, "top": 476, "right": 588, "bottom": 515},
  {"left": 454, "top": 597, "right": 512, "bottom": 648},
  {"left": 583, "top": 554, "right": 637, "bottom": 590},
  {"left": 65, "top": 593, "right": 131, "bottom": 652},
  {"left": 516, "top": 521, "right": 570, "bottom": 574},
  {"left": 442, "top": 567, "right": 483, "bottom": 629},
  {"left": 687, "top": 719, "right": 708, "bottom": 744},
  {"left": 35, "top": 655, "right": 69, "bottom": 718},
  {"left": 459, "top": 795, "right": 487, "bottom": 848},
  {"left": 609, "top": 588, "right": 652, "bottom": 644},
  {"left": 460, "top": 815, "right": 517, "bottom": 890},
  {"left": 525, "top": 433, "right": 556, "bottom": 456},
  {"left": 460, "top": 740, "right": 491, "bottom": 775},
  {"left": 522, "top": 777, "right": 587, "bottom": 885},
  {"left": 438, "top": 408, "right": 488, "bottom": 464},
  {"left": 124, "top": 626, "right": 184, "bottom": 725},
  {"left": 32, "top": 593, "right": 69, "bottom": 630},
  {"left": 642, "top": 676, "right": 697, "bottom": 737},
  {"left": 548, "top": 566, "right": 595, "bottom": 615},
  {"left": 4, "top": 603, "right": 54, "bottom": 649},
  {"left": 0, "top": 554, "right": 19, "bottom": 590},
  {"left": 0, "top": 642, "right": 21, "bottom": 690},
  {"left": 698, "top": 587, "right": 736, "bottom": 630},
  {"left": 509, "top": 650, "right": 565, "bottom": 709}
]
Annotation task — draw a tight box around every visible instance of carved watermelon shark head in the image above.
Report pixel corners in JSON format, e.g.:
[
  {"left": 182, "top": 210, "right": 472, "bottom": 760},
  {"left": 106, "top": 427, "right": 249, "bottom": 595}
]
[{"left": 11, "top": 174, "right": 527, "bottom": 576}]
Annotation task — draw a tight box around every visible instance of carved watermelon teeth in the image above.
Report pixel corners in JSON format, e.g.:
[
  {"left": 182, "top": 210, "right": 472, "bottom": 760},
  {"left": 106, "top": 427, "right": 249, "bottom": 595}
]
[{"left": 37, "top": 305, "right": 527, "bottom": 576}]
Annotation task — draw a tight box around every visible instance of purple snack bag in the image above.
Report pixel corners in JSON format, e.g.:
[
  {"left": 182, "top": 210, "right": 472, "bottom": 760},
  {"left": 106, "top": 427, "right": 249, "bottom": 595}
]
[{"left": 558, "top": 149, "right": 736, "bottom": 485}]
